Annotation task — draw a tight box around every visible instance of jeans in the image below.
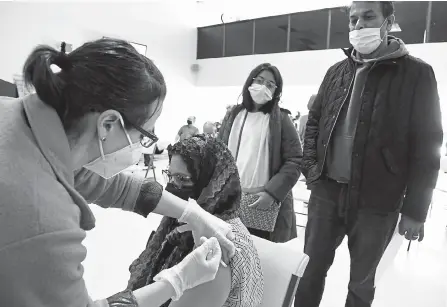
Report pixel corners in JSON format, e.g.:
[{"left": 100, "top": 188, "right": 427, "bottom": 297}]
[{"left": 294, "top": 179, "right": 399, "bottom": 307}]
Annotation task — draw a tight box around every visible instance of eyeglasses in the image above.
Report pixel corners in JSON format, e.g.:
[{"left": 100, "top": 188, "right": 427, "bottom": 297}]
[
  {"left": 123, "top": 116, "right": 159, "bottom": 148},
  {"left": 252, "top": 77, "right": 277, "bottom": 91},
  {"left": 162, "top": 169, "right": 193, "bottom": 185}
]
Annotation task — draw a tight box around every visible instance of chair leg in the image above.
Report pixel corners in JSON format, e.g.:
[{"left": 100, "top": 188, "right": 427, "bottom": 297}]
[
  {"left": 145, "top": 168, "right": 150, "bottom": 178},
  {"left": 152, "top": 168, "right": 157, "bottom": 182}
]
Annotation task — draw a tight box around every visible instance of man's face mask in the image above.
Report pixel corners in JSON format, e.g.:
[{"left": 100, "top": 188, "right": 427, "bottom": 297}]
[
  {"left": 83, "top": 116, "right": 143, "bottom": 179},
  {"left": 349, "top": 18, "right": 389, "bottom": 55},
  {"left": 249, "top": 84, "right": 273, "bottom": 105}
]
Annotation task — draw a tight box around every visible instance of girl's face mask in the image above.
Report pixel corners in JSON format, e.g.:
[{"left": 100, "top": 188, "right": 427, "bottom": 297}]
[
  {"left": 249, "top": 84, "right": 273, "bottom": 105},
  {"left": 83, "top": 116, "right": 143, "bottom": 179}
]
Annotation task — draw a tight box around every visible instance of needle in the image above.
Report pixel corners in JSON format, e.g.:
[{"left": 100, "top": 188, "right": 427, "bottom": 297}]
[{"left": 207, "top": 249, "right": 227, "bottom": 267}]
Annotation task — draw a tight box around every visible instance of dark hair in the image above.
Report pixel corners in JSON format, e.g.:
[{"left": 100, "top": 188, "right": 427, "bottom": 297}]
[
  {"left": 347, "top": 1, "right": 395, "bottom": 18},
  {"left": 23, "top": 38, "right": 166, "bottom": 130},
  {"left": 241, "top": 63, "right": 283, "bottom": 114}
]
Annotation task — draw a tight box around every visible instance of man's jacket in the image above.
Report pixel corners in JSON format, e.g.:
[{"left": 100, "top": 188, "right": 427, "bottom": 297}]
[{"left": 301, "top": 47, "right": 442, "bottom": 222}]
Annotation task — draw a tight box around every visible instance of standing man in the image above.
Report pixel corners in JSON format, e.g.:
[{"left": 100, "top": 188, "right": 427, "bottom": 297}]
[
  {"left": 175, "top": 115, "right": 199, "bottom": 142},
  {"left": 296, "top": 2, "right": 442, "bottom": 307}
]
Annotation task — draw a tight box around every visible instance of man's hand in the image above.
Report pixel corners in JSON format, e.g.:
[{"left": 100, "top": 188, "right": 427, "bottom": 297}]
[
  {"left": 248, "top": 192, "right": 275, "bottom": 211},
  {"left": 398, "top": 215, "right": 425, "bottom": 242}
]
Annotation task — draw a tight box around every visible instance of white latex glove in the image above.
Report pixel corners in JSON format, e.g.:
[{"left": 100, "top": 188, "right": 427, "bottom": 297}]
[
  {"left": 176, "top": 199, "right": 236, "bottom": 265},
  {"left": 153, "top": 237, "right": 222, "bottom": 300}
]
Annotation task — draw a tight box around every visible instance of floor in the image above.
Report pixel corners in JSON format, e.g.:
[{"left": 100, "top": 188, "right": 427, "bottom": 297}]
[{"left": 82, "top": 155, "right": 447, "bottom": 306}]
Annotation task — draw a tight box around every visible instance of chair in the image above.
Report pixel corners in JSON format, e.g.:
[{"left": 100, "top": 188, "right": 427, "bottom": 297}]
[
  {"left": 251, "top": 236, "right": 309, "bottom": 307},
  {"left": 142, "top": 144, "right": 157, "bottom": 181},
  {"left": 294, "top": 196, "right": 309, "bottom": 229}
]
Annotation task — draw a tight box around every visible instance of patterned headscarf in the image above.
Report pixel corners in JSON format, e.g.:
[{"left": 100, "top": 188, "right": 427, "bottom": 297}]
[{"left": 127, "top": 135, "right": 241, "bottom": 305}]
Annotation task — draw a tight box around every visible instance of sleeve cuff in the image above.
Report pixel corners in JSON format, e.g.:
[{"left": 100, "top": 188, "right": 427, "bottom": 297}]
[
  {"left": 122, "top": 176, "right": 144, "bottom": 212},
  {"left": 153, "top": 269, "right": 184, "bottom": 301},
  {"left": 134, "top": 180, "right": 164, "bottom": 218}
]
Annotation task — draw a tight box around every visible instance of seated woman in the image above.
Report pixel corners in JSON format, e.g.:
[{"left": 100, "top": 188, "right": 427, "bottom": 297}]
[{"left": 127, "top": 135, "right": 264, "bottom": 307}]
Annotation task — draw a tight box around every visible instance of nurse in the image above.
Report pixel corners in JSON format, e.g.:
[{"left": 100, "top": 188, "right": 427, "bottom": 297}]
[{"left": 0, "top": 38, "right": 235, "bottom": 307}]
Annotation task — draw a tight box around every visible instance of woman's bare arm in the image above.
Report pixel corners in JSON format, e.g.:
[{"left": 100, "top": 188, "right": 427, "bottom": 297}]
[{"left": 132, "top": 280, "right": 176, "bottom": 307}]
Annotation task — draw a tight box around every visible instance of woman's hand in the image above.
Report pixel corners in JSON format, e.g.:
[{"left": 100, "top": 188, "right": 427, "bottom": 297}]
[
  {"left": 153, "top": 237, "right": 222, "bottom": 300},
  {"left": 176, "top": 199, "right": 236, "bottom": 265},
  {"left": 249, "top": 192, "right": 275, "bottom": 210}
]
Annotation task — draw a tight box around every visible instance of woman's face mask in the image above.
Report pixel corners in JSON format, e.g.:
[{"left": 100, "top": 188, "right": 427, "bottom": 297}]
[
  {"left": 249, "top": 84, "right": 273, "bottom": 105},
  {"left": 349, "top": 18, "right": 388, "bottom": 55},
  {"left": 165, "top": 183, "right": 195, "bottom": 201},
  {"left": 83, "top": 116, "right": 143, "bottom": 179}
]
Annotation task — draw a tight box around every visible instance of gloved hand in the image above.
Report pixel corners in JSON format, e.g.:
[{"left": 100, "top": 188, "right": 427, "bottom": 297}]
[
  {"left": 176, "top": 199, "right": 236, "bottom": 265},
  {"left": 153, "top": 237, "right": 222, "bottom": 300}
]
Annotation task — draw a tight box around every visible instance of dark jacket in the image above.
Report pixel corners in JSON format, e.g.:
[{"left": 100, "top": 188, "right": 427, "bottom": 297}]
[
  {"left": 218, "top": 103, "right": 302, "bottom": 242},
  {"left": 301, "top": 48, "right": 442, "bottom": 222}
]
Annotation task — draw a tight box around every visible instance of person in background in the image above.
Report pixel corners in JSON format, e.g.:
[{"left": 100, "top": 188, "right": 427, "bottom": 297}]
[
  {"left": 143, "top": 128, "right": 156, "bottom": 167},
  {"left": 128, "top": 135, "right": 263, "bottom": 307},
  {"left": 295, "top": 2, "right": 442, "bottom": 307},
  {"left": 298, "top": 95, "right": 316, "bottom": 144},
  {"left": 293, "top": 111, "right": 301, "bottom": 130},
  {"left": 175, "top": 116, "right": 199, "bottom": 142},
  {"left": 203, "top": 121, "right": 217, "bottom": 137},
  {"left": 214, "top": 122, "right": 222, "bottom": 134},
  {"left": 218, "top": 63, "right": 302, "bottom": 243},
  {"left": 0, "top": 38, "right": 236, "bottom": 307}
]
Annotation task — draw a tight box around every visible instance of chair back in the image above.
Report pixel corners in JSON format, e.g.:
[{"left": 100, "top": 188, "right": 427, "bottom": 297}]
[{"left": 251, "top": 236, "right": 309, "bottom": 307}]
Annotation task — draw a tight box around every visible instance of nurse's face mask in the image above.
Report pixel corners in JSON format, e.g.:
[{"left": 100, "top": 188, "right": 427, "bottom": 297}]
[{"left": 83, "top": 116, "right": 144, "bottom": 179}]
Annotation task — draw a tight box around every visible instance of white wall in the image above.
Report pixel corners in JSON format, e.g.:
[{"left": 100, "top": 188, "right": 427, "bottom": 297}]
[
  {"left": 0, "top": 1, "right": 201, "bottom": 142},
  {"left": 195, "top": 42, "right": 447, "bottom": 118}
]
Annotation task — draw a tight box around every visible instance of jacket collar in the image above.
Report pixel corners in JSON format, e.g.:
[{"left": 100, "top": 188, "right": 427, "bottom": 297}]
[
  {"left": 22, "top": 94, "right": 75, "bottom": 186},
  {"left": 22, "top": 94, "right": 96, "bottom": 230},
  {"left": 341, "top": 46, "right": 404, "bottom": 66}
]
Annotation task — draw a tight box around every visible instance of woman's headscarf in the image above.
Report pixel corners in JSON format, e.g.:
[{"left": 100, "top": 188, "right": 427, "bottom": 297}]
[{"left": 127, "top": 135, "right": 241, "bottom": 304}]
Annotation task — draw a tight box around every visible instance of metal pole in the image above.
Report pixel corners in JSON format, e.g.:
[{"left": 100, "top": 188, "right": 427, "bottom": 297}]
[
  {"left": 425, "top": 1, "right": 433, "bottom": 43},
  {"left": 286, "top": 14, "right": 291, "bottom": 52},
  {"left": 326, "top": 9, "right": 332, "bottom": 49},
  {"left": 222, "top": 24, "right": 226, "bottom": 57},
  {"left": 252, "top": 20, "right": 256, "bottom": 55}
]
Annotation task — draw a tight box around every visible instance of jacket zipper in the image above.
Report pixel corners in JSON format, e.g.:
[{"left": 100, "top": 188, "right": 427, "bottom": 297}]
[{"left": 318, "top": 63, "right": 356, "bottom": 179}]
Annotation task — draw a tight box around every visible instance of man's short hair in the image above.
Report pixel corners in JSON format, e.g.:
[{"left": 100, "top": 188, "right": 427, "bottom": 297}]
[{"left": 347, "top": 1, "right": 395, "bottom": 18}]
